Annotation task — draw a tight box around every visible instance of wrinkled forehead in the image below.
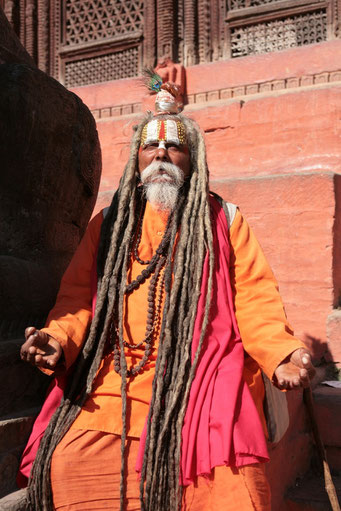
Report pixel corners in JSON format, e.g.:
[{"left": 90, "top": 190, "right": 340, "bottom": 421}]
[{"left": 140, "top": 119, "right": 187, "bottom": 147}]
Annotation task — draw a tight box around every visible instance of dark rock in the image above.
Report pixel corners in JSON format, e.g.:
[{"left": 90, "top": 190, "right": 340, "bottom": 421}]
[
  {"left": 0, "top": 7, "right": 102, "bottom": 336},
  {"left": 0, "top": 61, "right": 102, "bottom": 334},
  {"left": 0, "top": 9, "right": 102, "bottom": 500},
  {"left": 0, "top": 340, "right": 49, "bottom": 417}
]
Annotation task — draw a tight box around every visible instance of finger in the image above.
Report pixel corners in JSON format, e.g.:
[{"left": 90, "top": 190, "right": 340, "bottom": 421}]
[
  {"left": 35, "top": 354, "right": 54, "bottom": 368},
  {"left": 301, "top": 353, "right": 310, "bottom": 364},
  {"left": 301, "top": 352, "right": 313, "bottom": 368},
  {"left": 291, "top": 348, "right": 313, "bottom": 370},
  {"left": 290, "top": 377, "right": 301, "bottom": 389},
  {"left": 21, "top": 329, "right": 37, "bottom": 359},
  {"left": 301, "top": 353, "right": 316, "bottom": 380},
  {"left": 23, "top": 331, "right": 49, "bottom": 354},
  {"left": 21, "top": 341, "right": 38, "bottom": 361},
  {"left": 25, "top": 351, "right": 50, "bottom": 368},
  {"left": 277, "top": 378, "right": 285, "bottom": 388},
  {"left": 21, "top": 331, "right": 40, "bottom": 353},
  {"left": 299, "top": 368, "right": 310, "bottom": 388},
  {"left": 276, "top": 378, "right": 288, "bottom": 390},
  {"left": 35, "top": 353, "right": 44, "bottom": 365},
  {"left": 26, "top": 345, "right": 38, "bottom": 364},
  {"left": 29, "top": 330, "right": 48, "bottom": 347},
  {"left": 20, "top": 337, "right": 36, "bottom": 360},
  {"left": 46, "top": 357, "right": 58, "bottom": 369},
  {"left": 25, "top": 326, "right": 36, "bottom": 340}
]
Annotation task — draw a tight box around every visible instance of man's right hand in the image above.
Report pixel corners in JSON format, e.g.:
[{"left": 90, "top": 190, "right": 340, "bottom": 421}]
[{"left": 21, "top": 327, "right": 63, "bottom": 369}]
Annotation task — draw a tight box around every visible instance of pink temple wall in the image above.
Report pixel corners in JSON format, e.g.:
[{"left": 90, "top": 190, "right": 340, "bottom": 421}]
[{"left": 71, "top": 40, "right": 341, "bottom": 360}]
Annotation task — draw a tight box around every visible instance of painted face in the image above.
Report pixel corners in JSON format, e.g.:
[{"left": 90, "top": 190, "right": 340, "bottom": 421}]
[{"left": 139, "top": 119, "right": 191, "bottom": 177}]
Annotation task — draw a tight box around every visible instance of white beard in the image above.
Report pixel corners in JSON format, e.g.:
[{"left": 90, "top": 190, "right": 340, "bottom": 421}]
[{"left": 140, "top": 161, "right": 185, "bottom": 211}]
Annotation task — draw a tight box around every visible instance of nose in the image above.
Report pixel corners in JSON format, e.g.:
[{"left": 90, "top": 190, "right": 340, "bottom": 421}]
[{"left": 155, "top": 146, "right": 169, "bottom": 162}]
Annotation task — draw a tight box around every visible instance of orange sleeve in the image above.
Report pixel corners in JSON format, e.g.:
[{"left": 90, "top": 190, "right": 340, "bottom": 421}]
[
  {"left": 41, "top": 211, "right": 103, "bottom": 370},
  {"left": 229, "top": 209, "right": 305, "bottom": 381}
]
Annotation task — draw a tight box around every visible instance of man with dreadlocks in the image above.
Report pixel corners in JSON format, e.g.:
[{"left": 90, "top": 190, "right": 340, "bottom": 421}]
[{"left": 20, "top": 76, "right": 314, "bottom": 511}]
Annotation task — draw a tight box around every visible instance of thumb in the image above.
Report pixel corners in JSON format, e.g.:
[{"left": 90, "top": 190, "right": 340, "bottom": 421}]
[
  {"left": 25, "top": 328, "right": 50, "bottom": 348},
  {"left": 290, "top": 348, "right": 312, "bottom": 368},
  {"left": 291, "top": 348, "right": 315, "bottom": 381}
]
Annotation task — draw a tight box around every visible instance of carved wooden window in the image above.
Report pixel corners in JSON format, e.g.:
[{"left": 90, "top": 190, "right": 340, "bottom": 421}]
[
  {"left": 3, "top": 0, "right": 341, "bottom": 84},
  {"left": 225, "top": 0, "right": 337, "bottom": 58},
  {"left": 56, "top": 0, "right": 144, "bottom": 87}
]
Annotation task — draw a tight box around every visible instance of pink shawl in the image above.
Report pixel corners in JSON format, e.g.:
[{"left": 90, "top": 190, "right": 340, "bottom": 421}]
[
  {"left": 16, "top": 374, "right": 66, "bottom": 487},
  {"left": 136, "top": 197, "right": 268, "bottom": 485}
]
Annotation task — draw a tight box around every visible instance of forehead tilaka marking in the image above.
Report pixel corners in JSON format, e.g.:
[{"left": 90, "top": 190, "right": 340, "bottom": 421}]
[{"left": 140, "top": 119, "right": 187, "bottom": 147}]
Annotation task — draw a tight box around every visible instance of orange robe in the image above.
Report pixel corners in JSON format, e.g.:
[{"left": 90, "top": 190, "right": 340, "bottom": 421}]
[
  {"left": 50, "top": 429, "right": 271, "bottom": 511},
  {"left": 42, "top": 201, "right": 304, "bottom": 510},
  {"left": 42, "top": 201, "right": 304, "bottom": 438}
]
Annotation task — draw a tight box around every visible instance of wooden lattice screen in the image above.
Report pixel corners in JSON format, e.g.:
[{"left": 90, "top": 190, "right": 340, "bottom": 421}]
[
  {"left": 225, "top": 0, "right": 336, "bottom": 58},
  {"left": 2, "top": 0, "right": 340, "bottom": 87},
  {"left": 59, "top": 0, "right": 144, "bottom": 87}
]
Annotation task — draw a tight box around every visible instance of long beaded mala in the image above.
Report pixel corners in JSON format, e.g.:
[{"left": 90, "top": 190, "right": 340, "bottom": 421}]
[{"left": 111, "top": 198, "right": 172, "bottom": 377}]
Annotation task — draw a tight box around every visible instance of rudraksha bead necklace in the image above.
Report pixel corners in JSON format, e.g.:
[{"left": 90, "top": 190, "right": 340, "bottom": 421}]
[
  {"left": 112, "top": 199, "right": 172, "bottom": 377},
  {"left": 113, "top": 262, "right": 166, "bottom": 377}
]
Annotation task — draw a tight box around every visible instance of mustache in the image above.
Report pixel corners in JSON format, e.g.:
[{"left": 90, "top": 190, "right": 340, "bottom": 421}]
[{"left": 140, "top": 162, "right": 184, "bottom": 186}]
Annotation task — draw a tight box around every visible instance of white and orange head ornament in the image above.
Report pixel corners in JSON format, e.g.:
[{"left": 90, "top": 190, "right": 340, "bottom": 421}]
[
  {"left": 155, "top": 83, "right": 183, "bottom": 114},
  {"left": 141, "top": 69, "right": 186, "bottom": 147},
  {"left": 143, "top": 69, "right": 184, "bottom": 114}
]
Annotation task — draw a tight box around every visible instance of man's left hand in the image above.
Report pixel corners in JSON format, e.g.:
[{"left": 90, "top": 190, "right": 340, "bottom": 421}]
[{"left": 273, "top": 348, "right": 315, "bottom": 390}]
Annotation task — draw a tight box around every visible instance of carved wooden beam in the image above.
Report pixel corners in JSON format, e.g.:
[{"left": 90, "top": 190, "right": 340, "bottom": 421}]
[
  {"left": 25, "top": 0, "right": 37, "bottom": 61},
  {"left": 19, "top": 0, "right": 25, "bottom": 46},
  {"left": 50, "top": 0, "right": 59, "bottom": 78},
  {"left": 157, "top": 0, "right": 175, "bottom": 60},
  {"left": 0, "top": 2, "right": 35, "bottom": 65},
  {"left": 210, "top": 0, "right": 220, "bottom": 61},
  {"left": 183, "top": 0, "right": 197, "bottom": 65},
  {"left": 335, "top": 0, "right": 341, "bottom": 37},
  {"left": 198, "top": 0, "right": 211, "bottom": 63},
  {"left": 143, "top": 0, "right": 156, "bottom": 67},
  {"left": 37, "top": 0, "right": 48, "bottom": 72},
  {"left": 4, "top": 0, "right": 15, "bottom": 27}
]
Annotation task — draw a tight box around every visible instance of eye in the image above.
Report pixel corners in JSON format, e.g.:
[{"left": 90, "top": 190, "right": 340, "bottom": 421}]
[
  {"left": 143, "top": 142, "right": 158, "bottom": 150},
  {"left": 166, "top": 143, "right": 180, "bottom": 151}
]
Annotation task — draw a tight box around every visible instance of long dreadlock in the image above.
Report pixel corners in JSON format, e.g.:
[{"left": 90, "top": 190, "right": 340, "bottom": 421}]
[{"left": 27, "top": 111, "right": 214, "bottom": 511}]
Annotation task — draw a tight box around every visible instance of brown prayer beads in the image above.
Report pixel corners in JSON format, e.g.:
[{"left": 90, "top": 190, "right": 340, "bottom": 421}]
[{"left": 111, "top": 198, "right": 172, "bottom": 377}]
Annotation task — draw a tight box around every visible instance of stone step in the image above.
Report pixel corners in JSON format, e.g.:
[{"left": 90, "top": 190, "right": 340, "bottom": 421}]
[
  {"left": 284, "top": 383, "right": 341, "bottom": 510},
  {"left": 312, "top": 385, "right": 341, "bottom": 449},
  {"left": 0, "top": 489, "right": 28, "bottom": 511},
  {"left": 327, "top": 310, "right": 341, "bottom": 370},
  {"left": 0, "top": 414, "right": 38, "bottom": 499},
  {"left": 285, "top": 473, "right": 341, "bottom": 511},
  {"left": 0, "top": 413, "right": 38, "bottom": 452}
]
